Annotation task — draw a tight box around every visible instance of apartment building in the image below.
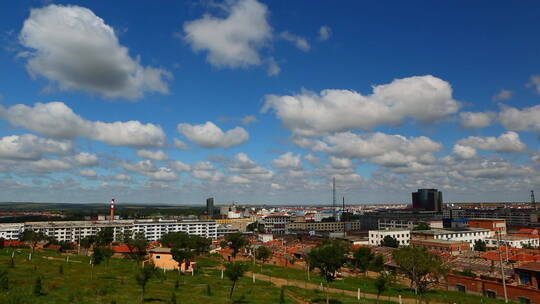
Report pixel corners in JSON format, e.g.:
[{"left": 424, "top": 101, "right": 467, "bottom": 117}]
[
  {"left": 411, "top": 227, "right": 491, "bottom": 248},
  {"left": 369, "top": 229, "right": 411, "bottom": 246},
  {"left": 484, "top": 235, "right": 540, "bottom": 249},
  {"left": 378, "top": 219, "right": 443, "bottom": 230},
  {"left": 445, "top": 208, "right": 538, "bottom": 227},
  {"left": 262, "top": 214, "right": 290, "bottom": 235},
  {"left": 0, "top": 219, "right": 218, "bottom": 242},
  {"left": 287, "top": 221, "right": 361, "bottom": 234}
]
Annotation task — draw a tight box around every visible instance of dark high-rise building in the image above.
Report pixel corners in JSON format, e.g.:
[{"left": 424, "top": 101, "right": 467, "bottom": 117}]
[
  {"left": 412, "top": 189, "right": 442, "bottom": 212},
  {"left": 206, "top": 197, "right": 214, "bottom": 218}
]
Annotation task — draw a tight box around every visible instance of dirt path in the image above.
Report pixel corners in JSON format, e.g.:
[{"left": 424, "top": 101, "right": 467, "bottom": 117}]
[{"left": 246, "top": 271, "right": 442, "bottom": 304}]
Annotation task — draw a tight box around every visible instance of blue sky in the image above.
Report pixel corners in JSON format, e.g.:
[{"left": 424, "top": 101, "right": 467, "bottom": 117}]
[{"left": 0, "top": 0, "right": 539, "bottom": 205}]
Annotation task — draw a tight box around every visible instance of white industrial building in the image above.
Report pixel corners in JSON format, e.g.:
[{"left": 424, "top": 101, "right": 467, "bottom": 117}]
[
  {"left": 0, "top": 219, "right": 218, "bottom": 242},
  {"left": 369, "top": 229, "right": 411, "bottom": 246},
  {"left": 411, "top": 228, "right": 491, "bottom": 248},
  {"left": 485, "top": 235, "right": 540, "bottom": 249}
]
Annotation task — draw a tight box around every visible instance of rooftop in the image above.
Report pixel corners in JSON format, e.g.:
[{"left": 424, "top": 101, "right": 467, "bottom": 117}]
[
  {"left": 412, "top": 228, "right": 490, "bottom": 235},
  {"left": 515, "top": 261, "right": 540, "bottom": 272}
]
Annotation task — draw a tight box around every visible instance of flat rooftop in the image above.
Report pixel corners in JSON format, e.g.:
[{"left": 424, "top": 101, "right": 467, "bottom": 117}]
[{"left": 412, "top": 227, "right": 490, "bottom": 235}]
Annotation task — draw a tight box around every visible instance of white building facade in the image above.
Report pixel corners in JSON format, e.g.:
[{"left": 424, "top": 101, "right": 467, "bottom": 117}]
[
  {"left": 411, "top": 228, "right": 491, "bottom": 248},
  {"left": 0, "top": 219, "right": 218, "bottom": 242},
  {"left": 369, "top": 229, "right": 411, "bottom": 246}
]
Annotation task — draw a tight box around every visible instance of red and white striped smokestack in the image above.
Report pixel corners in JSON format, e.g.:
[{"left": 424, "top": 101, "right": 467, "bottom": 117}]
[{"left": 110, "top": 198, "right": 115, "bottom": 222}]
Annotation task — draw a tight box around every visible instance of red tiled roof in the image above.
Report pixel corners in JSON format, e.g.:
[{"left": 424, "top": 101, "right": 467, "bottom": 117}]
[
  {"left": 2, "top": 240, "right": 24, "bottom": 247},
  {"left": 112, "top": 245, "right": 139, "bottom": 254},
  {"left": 509, "top": 254, "right": 537, "bottom": 262},
  {"left": 481, "top": 251, "right": 503, "bottom": 261}
]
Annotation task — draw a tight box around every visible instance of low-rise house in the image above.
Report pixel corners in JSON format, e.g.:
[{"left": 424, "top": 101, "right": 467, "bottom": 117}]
[
  {"left": 147, "top": 247, "right": 195, "bottom": 272},
  {"left": 485, "top": 235, "right": 539, "bottom": 249},
  {"left": 410, "top": 239, "right": 470, "bottom": 256},
  {"left": 411, "top": 228, "right": 490, "bottom": 248}
]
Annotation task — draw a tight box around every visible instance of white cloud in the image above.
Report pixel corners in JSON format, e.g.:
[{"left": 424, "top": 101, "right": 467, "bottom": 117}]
[
  {"left": 170, "top": 160, "right": 191, "bottom": 172},
  {"left": 262, "top": 75, "right": 460, "bottom": 136},
  {"left": 280, "top": 31, "right": 310, "bottom": 52},
  {"left": 329, "top": 156, "right": 352, "bottom": 169},
  {"left": 272, "top": 152, "right": 302, "bottom": 169},
  {"left": 456, "top": 131, "right": 527, "bottom": 153},
  {"left": 453, "top": 144, "right": 477, "bottom": 159},
  {"left": 492, "top": 89, "right": 513, "bottom": 101},
  {"left": 228, "top": 153, "right": 274, "bottom": 178},
  {"left": 241, "top": 115, "right": 258, "bottom": 125},
  {"left": 318, "top": 26, "right": 331, "bottom": 41},
  {"left": 527, "top": 75, "right": 540, "bottom": 95},
  {"left": 122, "top": 159, "right": 177, "bottom": 181},
  {"left": 0, "top": 134, "right": 72, "bottom": 160},
  {"left": 183, "top": 0, "right": 272, "bottom": 69},
  {"left": 73, "top": 152, "right": 99, "bottom": 166},
  {"left": 30, "top": 158, "right": 72, "bottom": 173},
  {"left": 459, "top": 111, "right": 495, "bottom": 129},
  {"left": 304, "top": 153, "right": 320, "bottom": 167},
  {"left": 114, "top": 174, "right": 132, "bottom": 182},
  {"left": 173, "top": 138, "right": 190, "bottom": 150},
  {"left": 147, "top": 167, "right": 178, "bottom": 181},
  {"left": 0, "top": 102, "right": 166, "bottom": 147},
  {"left": 229, "top": 175, "right": 250, "bottom": 184},
  {"left": 267, "top": 57, "right": 281, "bottom": 76},
  {"left": 19, "top": 4, "right": 170, "bottom": 99},
  {"left": 500, "top": 104, "right": 540, "bottom": 133},
  {"left": 305, "top": 132, "right": 441, "bottom": 168},
  {"left": 80, "top": 169, "right": 97, "bottom": 178},
  {"left": 137, "top": 149, "right": 168, "bottom": 161},
  {"left": 178, "top": 121, "right": 249, "bottom": 148}
]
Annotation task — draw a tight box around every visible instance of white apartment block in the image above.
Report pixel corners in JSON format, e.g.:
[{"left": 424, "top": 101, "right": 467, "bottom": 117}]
[
  {"left": 0, "top": 223, "right": 24, "bottom": 240},
  {"left": 485, "top": 236, "right": 540, "bottom": 249},
  {"left": 411, "top": 228, "right": 490, "bottom": 248},
  {"left": 0, "top": 220, "right": 218, "bottom": 242},
  {"left": 369, "top": 229, "right": 411, "bottom": 246},
  {"left": 378, "top": 219, "right": 443, "bottom": 230},
  {"left": 263, "top": 215, "right": 290, "bottom": 235}
]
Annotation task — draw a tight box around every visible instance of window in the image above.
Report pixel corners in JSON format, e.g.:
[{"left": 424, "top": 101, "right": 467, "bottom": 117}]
[
  {"left": 485, "top": 290, "right": 496, "bottom": 298},
  {"left": 155, "top": 255, "right": 161, "bottom": 259},
  {"left": 456, "top": 284, "right": 466, "bottom": 293}
]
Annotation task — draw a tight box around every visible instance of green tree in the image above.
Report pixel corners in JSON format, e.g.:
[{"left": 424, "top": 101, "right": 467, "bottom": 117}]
[
  {"left": 473, "top": 239, "right": 487, "bottom": 252},
  {"left": 171, "top": 248, "right": 194, "bottom": 273},
  {"left": 307, "top": 240, "right": 349, "bottom": 304},
  {"left": 223, "top": 233, "right": 249, "bottom": 259},
  {"left": 124, "top": 232, "right": 149, "bottom": 262},
  {"left": 160, "top": 232, "right": 211, "bottom": 255},
  {"left": 224, "top": 261, "right": 248, "bottom": 303},
  {"left": 246, "top": 221, "right": 265, "bottom": 233},
  {"left": 33, "top": 277, "right": 42, "bottom": 296},
  {"left": 92, "top": 246, "right": 114, "bottom": 265},
  {"left": 412, "top": 222, "right": 431, "bottom": 231},
  {"left": 381, "top": 235, "right": 400, "bottom": 248},
  {"left": 0, "top": 269, "right": 8, "bottom": 291},
  {"left": 255, "top": 246, "right": 272, "bottom": 270},
  {"left": 20, "top": 230, "right": 47, "bottom": 252},
  {"left": 96, "top": 228, "right": 114, "bottom": 246},
  {"left": 80, "top": 235, "right": 96, "bottom": 255},
  {"left": 135, "top": 263, "right": 159, "bottom": 302},
  {"left": 370, "top": 254, "right": 385, "bottom": 272},
  {"left": 351, "top": 247, "right": 374, "bottom": 275},
  {"left": 374, "top": 272, "right": 393, "bottom": 304},
  {"left": 392, "top": 247, "right": 448, "bottom": 296}
]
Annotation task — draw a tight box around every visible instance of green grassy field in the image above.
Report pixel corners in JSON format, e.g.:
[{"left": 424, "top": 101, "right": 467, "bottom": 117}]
[
  {"left": 0, "top": 249, "right": 368, "bottom": 304},
  {"left": 246, "top": 262, "right": 512, "bottom": 304}
]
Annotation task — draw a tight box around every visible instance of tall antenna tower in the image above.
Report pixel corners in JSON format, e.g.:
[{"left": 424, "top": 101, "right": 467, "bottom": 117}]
[
  {"left": 532, "top": 190, "right": 536, "bottom": 209},
  {"left": 332, "top": 177, "right": 336, "bottom": 221}
]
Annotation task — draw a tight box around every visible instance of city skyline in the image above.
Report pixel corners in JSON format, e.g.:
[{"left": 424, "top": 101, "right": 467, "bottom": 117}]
[{"left": 1, "top": 1, "right": 540, "bottom": 204}]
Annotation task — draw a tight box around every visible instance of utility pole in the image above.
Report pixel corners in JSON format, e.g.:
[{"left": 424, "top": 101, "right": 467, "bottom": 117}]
[{"left": 496, "top": 231, "right": 508, "bottom": 303}]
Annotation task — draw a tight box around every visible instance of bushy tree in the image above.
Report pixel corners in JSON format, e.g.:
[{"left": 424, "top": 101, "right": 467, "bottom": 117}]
[
  {"left": 374, "top": 272, "right": 394, "bottom": 304},
  {"left": 370, "top": 254, "right": 385, "bottom": 272},
  {"left": 92, "top": 246, "right": 114, "bottom": 265},
  {"left": 307, "top": 240, "right": 349, "bottom": 304},
  {"left": 123, "top": 232, "right": 149, "bottom": 262},
  {"left": 352, "top": 247, "right": 374, "bottom": 275},
  {"left": 223, "top": 233, "right": 249, "bottom": 259},
  {"left": 381, "top": 236, "right": 399, "bottom": 248},
  {"left": 473, "top": 240, "right": 487, "bottom": 252},
  {"left": 80, "top": 235, "right": 96, "bottom": 255},
  {"left": 224, "top": 261, "right": 248, "bottom": 303},
  {"left": 171, "top": 248, "right": 194, "bottom": 272},
  {"left": 392, "top": 247, "right": 448, "bottom": 296},
  {"left": 20, "top": 230, "right": 47, "bottom": 252},
  {"left": 33, "top": 277, "right": 42, "bottom": 296},
  {"left": 412, "top": 222, "right": 431, "bottom": 231},
  {"left": 255, "top": 246, "right": 272, "bottom": 270},
  {"left": 135, "top": 263, "right": 160, "bottom": 302},
  {"left": 96, "top": 228, "right": 114, "bottom": 246},
  {"left": 160, "top": 232, "right": 211, "bottom": 255},
  {"left": 0, "top": 269, "right": 8, "bottom": 291}
]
